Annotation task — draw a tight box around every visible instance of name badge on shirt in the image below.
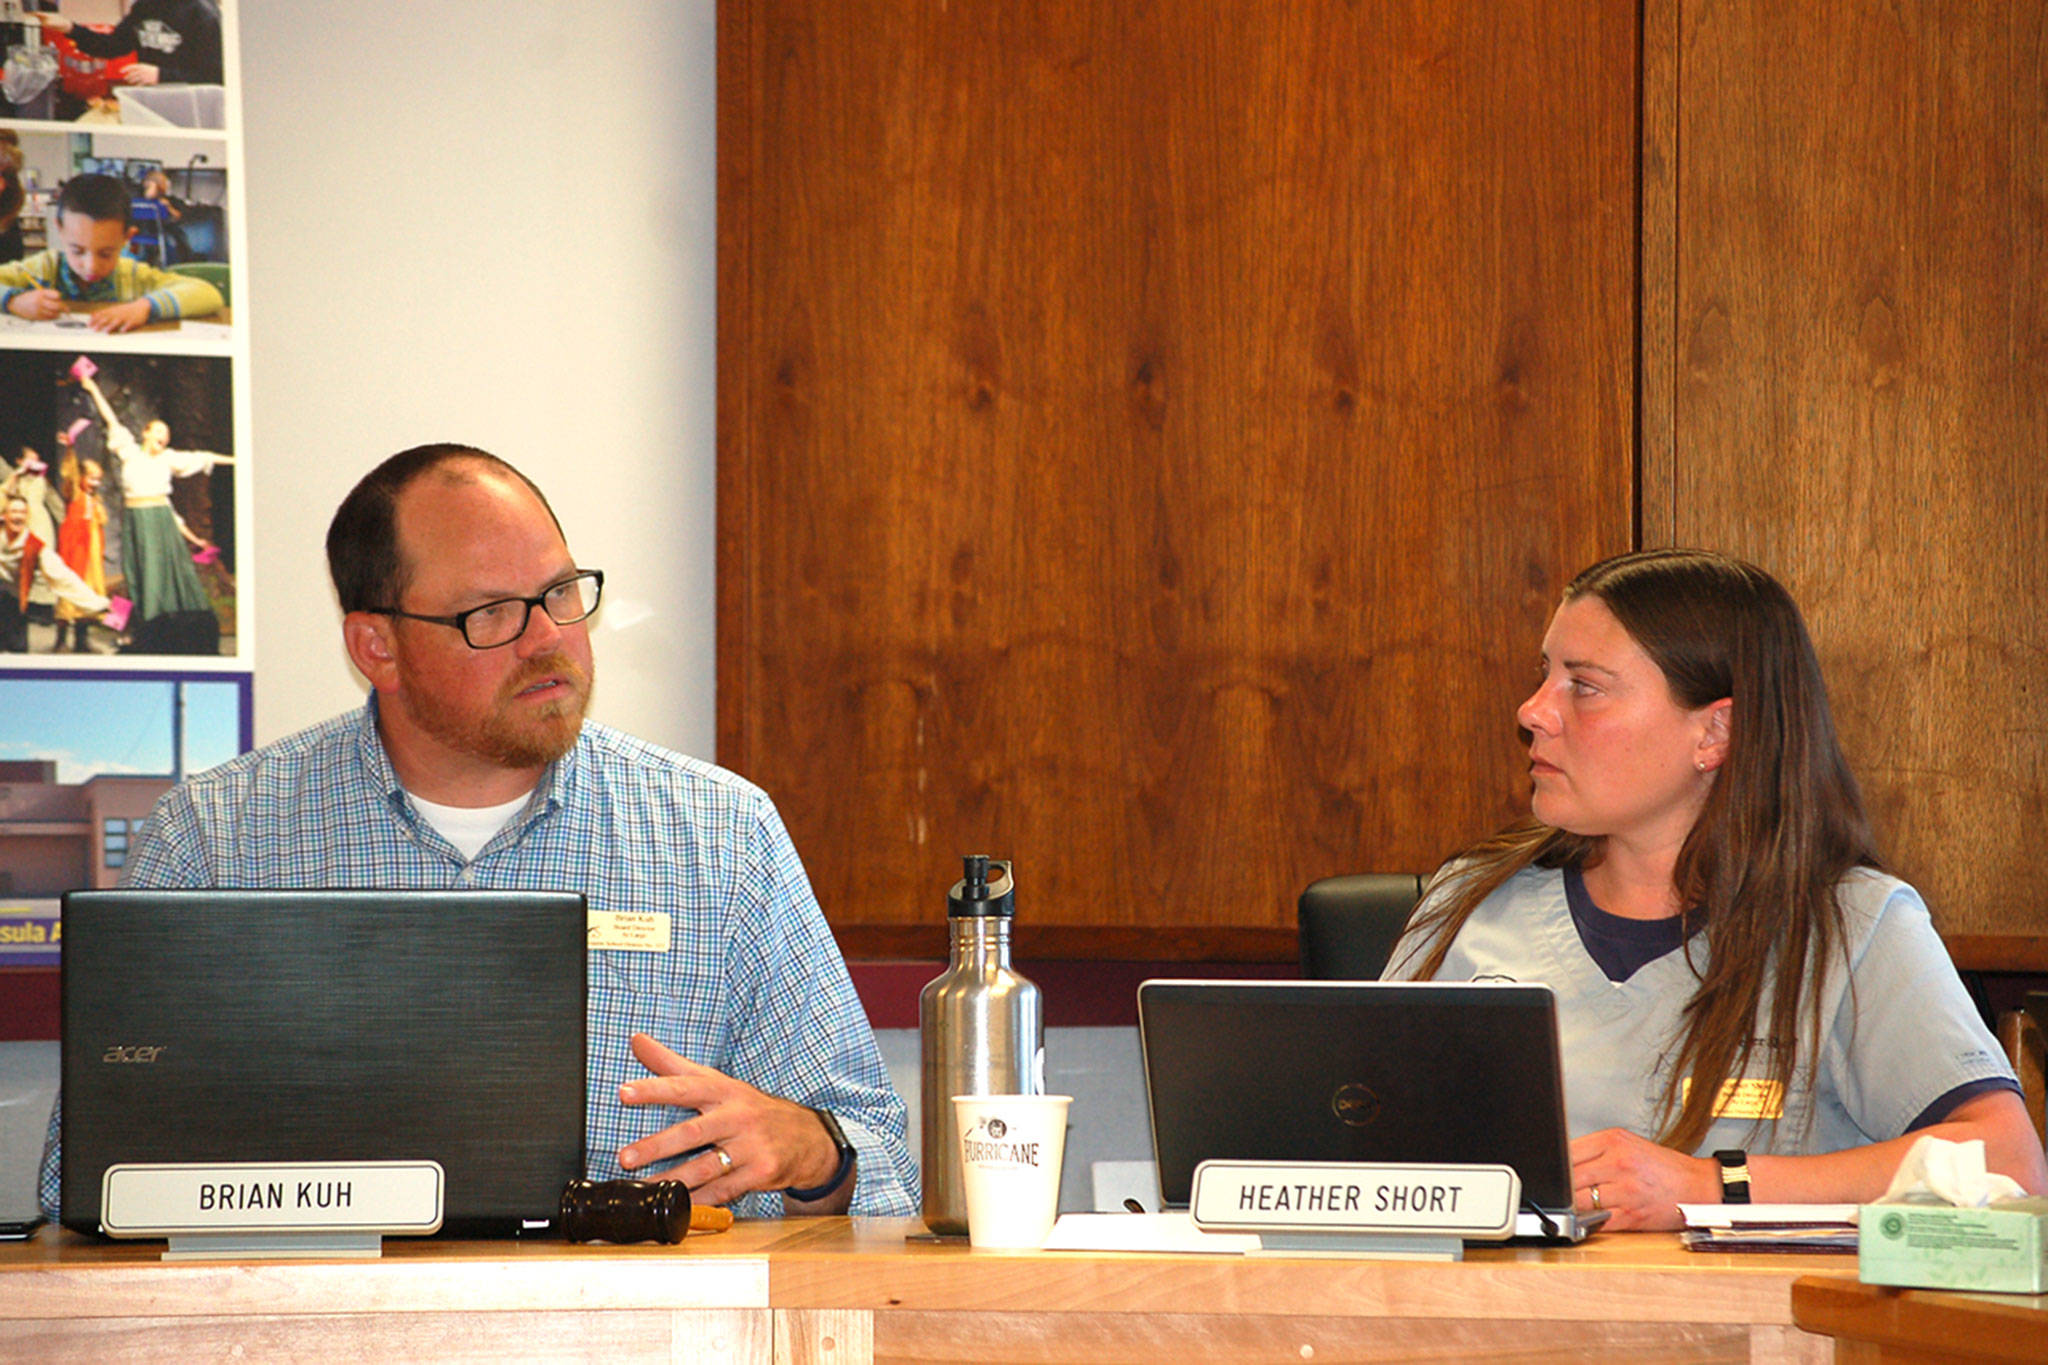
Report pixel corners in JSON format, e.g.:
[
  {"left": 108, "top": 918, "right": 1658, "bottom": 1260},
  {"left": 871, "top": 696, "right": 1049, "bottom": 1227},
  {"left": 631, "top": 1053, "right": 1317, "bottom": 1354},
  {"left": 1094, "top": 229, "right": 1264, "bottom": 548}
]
[
  {"left": 587, "top": 911, "right": 671, "bottom": 953},
  {"left": 1683, "top": 1076, "right": 1786, "bottom": 1121}
]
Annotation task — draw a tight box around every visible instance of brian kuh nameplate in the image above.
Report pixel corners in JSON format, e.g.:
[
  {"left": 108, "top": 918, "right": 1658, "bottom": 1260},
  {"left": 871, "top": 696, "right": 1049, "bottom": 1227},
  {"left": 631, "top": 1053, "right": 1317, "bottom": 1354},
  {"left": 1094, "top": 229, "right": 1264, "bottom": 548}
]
[
  {"left": 1191, "top": 1160, "right": 1520, "bottom": 1239},
  {"left": 101, "top": 1161, "right": 445, "bottom": 1239}
]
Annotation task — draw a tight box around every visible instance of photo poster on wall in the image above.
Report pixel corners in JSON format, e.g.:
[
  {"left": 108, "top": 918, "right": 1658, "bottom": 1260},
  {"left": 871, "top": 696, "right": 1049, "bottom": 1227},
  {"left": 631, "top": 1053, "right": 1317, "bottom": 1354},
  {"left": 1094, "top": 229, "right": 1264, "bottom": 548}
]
[
  {"left": 0, "top": 0, "right": 250, "bottom": 678},
  {"left": 0, "top": 668, "right": 250, "bottom": 966}
]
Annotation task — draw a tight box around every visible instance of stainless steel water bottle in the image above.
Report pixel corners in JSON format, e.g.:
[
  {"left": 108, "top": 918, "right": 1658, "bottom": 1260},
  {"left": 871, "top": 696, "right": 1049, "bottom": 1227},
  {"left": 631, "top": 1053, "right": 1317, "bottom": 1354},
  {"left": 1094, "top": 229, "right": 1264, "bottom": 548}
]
[{"left": 918, "top": 854, "right": 1044, "bottom": 1236}]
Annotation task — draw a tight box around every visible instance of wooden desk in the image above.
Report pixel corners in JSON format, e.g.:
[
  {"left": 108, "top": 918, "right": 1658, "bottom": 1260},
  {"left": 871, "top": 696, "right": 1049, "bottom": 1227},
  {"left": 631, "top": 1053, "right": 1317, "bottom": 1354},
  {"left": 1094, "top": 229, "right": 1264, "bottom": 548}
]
[
  {"left": 0, "top": 1217, "right": 1854, "bottom": 1363},
  {"left": 1792, "top": 1276, "right": 2048, "bottom": 1364}
]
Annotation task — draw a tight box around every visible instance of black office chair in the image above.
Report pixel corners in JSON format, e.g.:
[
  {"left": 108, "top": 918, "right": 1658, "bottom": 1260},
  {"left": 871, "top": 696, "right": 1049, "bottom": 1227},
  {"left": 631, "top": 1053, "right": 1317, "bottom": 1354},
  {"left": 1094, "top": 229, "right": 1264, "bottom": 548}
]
[{"left": 1297, "top": 873, "right": 1427, "bottom": 980}]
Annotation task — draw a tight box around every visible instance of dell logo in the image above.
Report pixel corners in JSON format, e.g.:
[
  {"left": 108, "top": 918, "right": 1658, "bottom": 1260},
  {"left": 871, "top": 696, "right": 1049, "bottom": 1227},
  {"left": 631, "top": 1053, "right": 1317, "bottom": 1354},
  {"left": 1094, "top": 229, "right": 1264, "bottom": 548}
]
[
  {"left": 1331, "top": 1082, "right": 1379, "bottom": 1128},
  {"left": 102, "top": 1046, "right": 167, "bottom": 1064}
]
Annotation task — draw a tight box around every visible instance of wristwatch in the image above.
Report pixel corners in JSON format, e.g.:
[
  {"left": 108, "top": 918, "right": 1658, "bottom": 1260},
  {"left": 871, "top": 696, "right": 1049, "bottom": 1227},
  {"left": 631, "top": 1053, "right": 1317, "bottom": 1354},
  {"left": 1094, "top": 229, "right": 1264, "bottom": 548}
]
[
  {"left": 1714, "top": 1149, "right": 1752, "bottom": 1204},
  {"left": 784, "top": 1108, "right": 856, "bottom": 1203}
]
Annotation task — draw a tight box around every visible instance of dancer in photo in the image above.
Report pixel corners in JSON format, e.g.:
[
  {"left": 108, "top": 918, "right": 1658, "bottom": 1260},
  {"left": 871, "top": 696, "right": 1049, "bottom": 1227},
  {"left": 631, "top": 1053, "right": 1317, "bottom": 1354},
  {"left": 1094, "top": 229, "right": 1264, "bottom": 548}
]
[
  {"left": 75, "top": 362, "right": 231, "bottom": 654},
  {"left": 2, "top": 446, "right": 64, "bottom": 546},
  {"left": 2, "top": 446, "right": 67, "bottom": 625},
  {"left": 53, "top": 428, "right": 114, "bottom": 653},
  {"left": 0, "top": 493, "right": 113, "bottom": 653}
]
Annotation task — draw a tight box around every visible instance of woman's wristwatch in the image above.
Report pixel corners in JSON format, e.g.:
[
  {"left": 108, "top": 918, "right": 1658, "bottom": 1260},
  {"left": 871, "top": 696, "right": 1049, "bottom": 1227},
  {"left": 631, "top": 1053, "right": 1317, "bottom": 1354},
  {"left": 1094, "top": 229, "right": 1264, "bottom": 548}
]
[
  {"left": 1714, "top": 1149, "right": 1752, "bottom": 1204},
  {"left": 784, "top": 1108, "right": 856, "bottom": 1203}
]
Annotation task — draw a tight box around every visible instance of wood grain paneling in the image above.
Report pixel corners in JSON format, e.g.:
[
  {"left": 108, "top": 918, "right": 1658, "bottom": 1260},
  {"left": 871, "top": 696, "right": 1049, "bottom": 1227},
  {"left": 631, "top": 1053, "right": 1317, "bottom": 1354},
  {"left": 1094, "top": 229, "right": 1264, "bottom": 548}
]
[
  {"left": 720, "top": 1, "right": 1636, "bottom": 950},
  {"left": 1639, "top": 0, "right": 1681, "bottom": 547},
  {"left": 1670, "top": 2, "right": 2048, "bottom": 936}
]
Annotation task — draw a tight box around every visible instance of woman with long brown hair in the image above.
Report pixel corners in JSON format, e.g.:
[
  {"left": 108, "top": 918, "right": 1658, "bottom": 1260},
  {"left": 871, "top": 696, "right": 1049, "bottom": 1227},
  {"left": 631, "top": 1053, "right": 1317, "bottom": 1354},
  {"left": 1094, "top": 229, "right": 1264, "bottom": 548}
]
[{"left": 1386, "top": 549, "right": 2045, "bottom": 1230}]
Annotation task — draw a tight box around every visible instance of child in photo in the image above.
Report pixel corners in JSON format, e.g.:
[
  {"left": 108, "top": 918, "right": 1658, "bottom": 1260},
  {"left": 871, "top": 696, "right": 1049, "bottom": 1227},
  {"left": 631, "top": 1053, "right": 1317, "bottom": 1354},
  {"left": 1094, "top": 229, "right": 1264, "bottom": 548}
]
[
  {"left": 54, "top": 433, "right": 112, "bottom": 653},
  {"left": 33, "top": 3, "right": 224, "bottom": 92},
  {"left": 0, "top": 493, "right": 113, "bottom": 654},
  {"left": 1, "top": 446, "right": 64, "bottom": 546},
  {"left": 0, "top": 173, "right": 223, "bottom": 334}
]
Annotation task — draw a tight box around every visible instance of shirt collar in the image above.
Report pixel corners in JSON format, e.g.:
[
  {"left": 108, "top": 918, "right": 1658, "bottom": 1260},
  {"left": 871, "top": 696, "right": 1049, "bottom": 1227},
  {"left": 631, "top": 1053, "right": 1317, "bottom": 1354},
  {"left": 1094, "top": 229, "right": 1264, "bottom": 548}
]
[
  {"left": 57, "top": 256, "right": 119, "bottom": 302},
  {"left": 356, "top": 692, "right": 407, "bottom": 803}
]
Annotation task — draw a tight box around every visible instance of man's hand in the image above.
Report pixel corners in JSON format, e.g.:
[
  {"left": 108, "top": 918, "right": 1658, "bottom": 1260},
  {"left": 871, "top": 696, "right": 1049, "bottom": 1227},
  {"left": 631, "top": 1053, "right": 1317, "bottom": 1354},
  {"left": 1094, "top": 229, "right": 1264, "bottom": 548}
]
[
  {"left": 88, "top": 301, "right": 154, "bottom": 334},
  {"left": 121, "top": 64, "right": 162, "bottom": 86},
  {"left": 615, "top": 1033, "right": 852, "bottom": 1211},
  {"left": 1569, "top": 1127, "right": 1718, "bottom": 1231},
  {"left": 7, "top": 289, "right": 63, "bottom": 322}
]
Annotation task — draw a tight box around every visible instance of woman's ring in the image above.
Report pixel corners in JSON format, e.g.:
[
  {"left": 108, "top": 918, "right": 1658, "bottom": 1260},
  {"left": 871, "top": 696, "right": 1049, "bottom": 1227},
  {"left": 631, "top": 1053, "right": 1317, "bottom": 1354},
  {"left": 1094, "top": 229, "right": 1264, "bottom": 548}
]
[
  {"left": 1590, "top": 1184, "right": 1602, "bottom": 1210},
  {"left": 714, "top": 1146, "right": 734, "bottom": 1173}
]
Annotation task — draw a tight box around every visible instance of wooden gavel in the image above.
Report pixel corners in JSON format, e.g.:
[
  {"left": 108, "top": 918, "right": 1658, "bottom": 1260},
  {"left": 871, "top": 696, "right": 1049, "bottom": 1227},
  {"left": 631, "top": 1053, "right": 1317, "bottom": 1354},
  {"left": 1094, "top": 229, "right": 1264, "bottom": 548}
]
[{"left": 559, "top": 1178, "right": 734, "bottom": 1244}]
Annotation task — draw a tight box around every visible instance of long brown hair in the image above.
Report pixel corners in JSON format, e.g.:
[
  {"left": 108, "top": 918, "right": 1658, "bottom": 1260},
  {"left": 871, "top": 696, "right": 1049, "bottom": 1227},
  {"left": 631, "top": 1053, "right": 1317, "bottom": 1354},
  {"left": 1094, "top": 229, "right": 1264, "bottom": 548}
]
[{"left": 1392, "top": 549, "right": 1882, "bottom": 1150}]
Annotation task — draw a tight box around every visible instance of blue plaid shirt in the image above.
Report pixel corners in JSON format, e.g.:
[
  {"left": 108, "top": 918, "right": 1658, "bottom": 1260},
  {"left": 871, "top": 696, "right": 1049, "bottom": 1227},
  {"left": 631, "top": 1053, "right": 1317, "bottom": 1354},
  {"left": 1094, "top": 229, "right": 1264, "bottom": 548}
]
[{"left": 40, "top": 698, "right": 917, "bottom": 1220}]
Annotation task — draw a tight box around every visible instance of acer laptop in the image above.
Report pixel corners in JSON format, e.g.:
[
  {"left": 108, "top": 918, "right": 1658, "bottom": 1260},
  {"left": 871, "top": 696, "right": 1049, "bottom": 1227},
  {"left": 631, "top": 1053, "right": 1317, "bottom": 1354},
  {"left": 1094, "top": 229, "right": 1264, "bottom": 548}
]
[
  {"left": 1138, "top": 979, "right": 1600, "bottom": 1241},
  {"left": 61, "top": 889, "right": 587, "bottom": 1239}
]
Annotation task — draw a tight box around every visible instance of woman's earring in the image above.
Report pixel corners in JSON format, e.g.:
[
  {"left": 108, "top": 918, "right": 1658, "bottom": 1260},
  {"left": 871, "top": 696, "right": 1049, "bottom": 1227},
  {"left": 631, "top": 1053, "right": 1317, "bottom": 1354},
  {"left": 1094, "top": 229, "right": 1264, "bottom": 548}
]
[{"left": 1695, "top": 758, "right": 1709, "bottom": 772}]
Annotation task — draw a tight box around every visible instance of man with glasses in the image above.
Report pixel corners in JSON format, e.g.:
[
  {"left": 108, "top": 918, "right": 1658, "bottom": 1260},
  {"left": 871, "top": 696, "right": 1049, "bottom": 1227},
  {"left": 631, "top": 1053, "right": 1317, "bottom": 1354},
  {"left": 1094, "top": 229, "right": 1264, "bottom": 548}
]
[{"left": 38, "top": 444, "right": 915, "bottom": 1222}]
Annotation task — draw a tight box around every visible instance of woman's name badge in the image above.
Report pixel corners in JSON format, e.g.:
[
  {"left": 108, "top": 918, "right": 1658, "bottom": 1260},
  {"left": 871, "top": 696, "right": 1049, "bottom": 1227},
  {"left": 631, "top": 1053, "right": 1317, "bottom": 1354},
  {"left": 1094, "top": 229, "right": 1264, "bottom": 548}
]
[
  {"left": 1684, "top": 1076, "right": 1786, "bottom": 1120},
  {"left": 587, "top": 911, "right": 671, "bottom": 953}
]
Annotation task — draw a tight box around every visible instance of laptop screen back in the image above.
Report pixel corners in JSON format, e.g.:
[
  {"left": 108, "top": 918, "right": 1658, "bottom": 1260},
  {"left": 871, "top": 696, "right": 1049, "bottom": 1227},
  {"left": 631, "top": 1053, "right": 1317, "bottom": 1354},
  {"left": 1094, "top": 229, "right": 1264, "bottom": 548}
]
[
  {"left": 1138, "top": 979, "right": 1573, "bottom": 1210},
  {"left": 61, "top": 889, "right": 587, "bottom": 1238}
]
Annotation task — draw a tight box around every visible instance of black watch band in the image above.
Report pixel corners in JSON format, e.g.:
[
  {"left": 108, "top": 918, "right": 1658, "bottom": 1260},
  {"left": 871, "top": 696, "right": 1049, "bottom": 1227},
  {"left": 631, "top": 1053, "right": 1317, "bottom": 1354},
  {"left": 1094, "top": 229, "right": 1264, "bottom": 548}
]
[
  {"left": 1714, "top": 1149, "right": 1751, "bottom": 1204},
  {"left": 784, "top": 1108, "right": 856, "bottom": 1203}
]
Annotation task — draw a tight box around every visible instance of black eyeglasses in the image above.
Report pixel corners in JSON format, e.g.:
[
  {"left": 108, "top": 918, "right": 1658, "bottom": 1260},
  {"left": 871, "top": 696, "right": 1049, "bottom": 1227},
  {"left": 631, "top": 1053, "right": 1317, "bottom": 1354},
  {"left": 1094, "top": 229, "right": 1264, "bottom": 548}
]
[{"left": 369, "top": 569, "right": 604, "bottom": 650}]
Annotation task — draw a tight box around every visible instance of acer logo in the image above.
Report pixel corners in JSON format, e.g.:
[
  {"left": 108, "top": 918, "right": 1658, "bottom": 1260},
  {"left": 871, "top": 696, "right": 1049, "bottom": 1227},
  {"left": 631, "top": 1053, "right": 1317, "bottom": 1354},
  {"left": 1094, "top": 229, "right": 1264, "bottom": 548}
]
[{"left": 102, "top": 1046, "right": 167, "bottom": 1064}]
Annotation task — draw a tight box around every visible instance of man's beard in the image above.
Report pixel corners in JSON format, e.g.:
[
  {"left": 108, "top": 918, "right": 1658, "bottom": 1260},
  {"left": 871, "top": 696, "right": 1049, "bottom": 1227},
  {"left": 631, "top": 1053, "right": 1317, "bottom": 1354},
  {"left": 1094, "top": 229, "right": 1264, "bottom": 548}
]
[{"left": 402, "top": 651, "right": 594, "bottom": 770}]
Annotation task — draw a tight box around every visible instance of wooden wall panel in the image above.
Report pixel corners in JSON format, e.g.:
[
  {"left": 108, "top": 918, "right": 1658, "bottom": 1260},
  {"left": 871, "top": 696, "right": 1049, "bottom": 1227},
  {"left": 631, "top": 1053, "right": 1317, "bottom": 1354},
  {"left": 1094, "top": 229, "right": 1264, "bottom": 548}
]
[
  {"left": 1669, "top": 2, "right": 2048, "bottom": 938},
  {"left": 721, "top": 2, "right": 1636, "bottom": 954}
]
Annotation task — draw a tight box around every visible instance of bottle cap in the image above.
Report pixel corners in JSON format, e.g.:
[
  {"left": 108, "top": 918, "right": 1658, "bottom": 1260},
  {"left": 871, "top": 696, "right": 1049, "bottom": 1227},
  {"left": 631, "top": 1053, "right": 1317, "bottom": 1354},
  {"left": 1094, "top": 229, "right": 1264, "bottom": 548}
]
[{"left": 947, "top": 854, "right": 1015, "bottom": 919}]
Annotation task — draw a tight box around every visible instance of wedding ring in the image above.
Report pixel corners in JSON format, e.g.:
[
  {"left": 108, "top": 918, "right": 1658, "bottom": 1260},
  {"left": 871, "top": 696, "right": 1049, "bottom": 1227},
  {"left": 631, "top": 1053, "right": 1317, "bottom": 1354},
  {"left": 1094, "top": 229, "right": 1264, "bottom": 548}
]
[
  {"left": 1590, "top": 1184, "right": 1602, "bottom": 1210},
  {"left": 713, "top": 1146, "right": 734, "bottom": 1173}
]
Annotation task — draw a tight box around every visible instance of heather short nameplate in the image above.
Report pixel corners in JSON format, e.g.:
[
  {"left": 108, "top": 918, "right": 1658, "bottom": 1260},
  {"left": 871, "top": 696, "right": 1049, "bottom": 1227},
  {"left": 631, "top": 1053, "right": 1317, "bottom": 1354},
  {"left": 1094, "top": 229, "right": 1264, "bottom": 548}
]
[
  {"left": 102, "top": 1161, "right": 444, "bottom": 1260},
  {"left": 1191, "top": 1160, "right": 1520, "bottom": 1260}
]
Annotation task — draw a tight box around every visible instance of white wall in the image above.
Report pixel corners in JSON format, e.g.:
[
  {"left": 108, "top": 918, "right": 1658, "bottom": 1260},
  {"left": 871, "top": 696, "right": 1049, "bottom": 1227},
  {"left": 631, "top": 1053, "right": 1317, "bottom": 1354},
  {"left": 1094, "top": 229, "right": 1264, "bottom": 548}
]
[{"left": 236, "top": 1, "right": 718, "bottom": 758}]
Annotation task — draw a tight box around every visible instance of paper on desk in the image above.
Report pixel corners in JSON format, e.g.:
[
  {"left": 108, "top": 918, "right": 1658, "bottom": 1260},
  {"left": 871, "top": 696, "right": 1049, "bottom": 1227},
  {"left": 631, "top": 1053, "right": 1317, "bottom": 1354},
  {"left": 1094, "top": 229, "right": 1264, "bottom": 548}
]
[
  {"left": 1042, "top": 1212, "right": 1260, "bottom": 1255},
  {"left": 1679, "top": 1203, "right": 1858, "bottom": 1254},
  {"left": 1679, "top": 1203, "right": 1857, "bottom": 1227},
  {"left": 1680, "top": 1225, "right": 1860, "bottom": 1253}
]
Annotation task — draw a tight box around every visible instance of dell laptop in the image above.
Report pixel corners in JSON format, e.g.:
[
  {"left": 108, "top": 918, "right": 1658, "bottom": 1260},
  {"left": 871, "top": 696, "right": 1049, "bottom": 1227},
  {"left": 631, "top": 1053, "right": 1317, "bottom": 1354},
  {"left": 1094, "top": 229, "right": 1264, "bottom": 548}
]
[
  {"left": 61, "top": 889, "right": 587, "bottom": 1239},
  {"left": 1138, "top": 979, "right": 1600, "bottom": 1241}
]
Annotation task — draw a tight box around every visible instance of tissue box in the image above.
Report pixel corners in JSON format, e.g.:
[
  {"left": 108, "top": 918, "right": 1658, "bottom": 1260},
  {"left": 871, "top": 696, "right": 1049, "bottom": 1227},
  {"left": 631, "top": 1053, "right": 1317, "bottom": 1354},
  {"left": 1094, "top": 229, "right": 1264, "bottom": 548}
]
[{"left": 1858, "top": 1198, "right": 2048, "bottom": 1294}]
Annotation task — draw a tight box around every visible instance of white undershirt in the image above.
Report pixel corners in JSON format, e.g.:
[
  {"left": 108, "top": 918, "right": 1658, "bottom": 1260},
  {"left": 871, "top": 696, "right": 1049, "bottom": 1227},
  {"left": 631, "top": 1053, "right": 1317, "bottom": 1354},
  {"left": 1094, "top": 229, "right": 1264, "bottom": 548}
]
[{"left": 407, "top": 789, "right": 532, "bottom": 862}]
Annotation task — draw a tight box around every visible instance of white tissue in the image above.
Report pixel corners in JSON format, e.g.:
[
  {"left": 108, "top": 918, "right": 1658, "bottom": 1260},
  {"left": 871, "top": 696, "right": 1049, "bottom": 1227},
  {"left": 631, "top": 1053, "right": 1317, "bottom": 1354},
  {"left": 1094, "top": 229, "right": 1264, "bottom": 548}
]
[{"left": 1877, "top": 1135, "right": 2028, "bottom": 1208}]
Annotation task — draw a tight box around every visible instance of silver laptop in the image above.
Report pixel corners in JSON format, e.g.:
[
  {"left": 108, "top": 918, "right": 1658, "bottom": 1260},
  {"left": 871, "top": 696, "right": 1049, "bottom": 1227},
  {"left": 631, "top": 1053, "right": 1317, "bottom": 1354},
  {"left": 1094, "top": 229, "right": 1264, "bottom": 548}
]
[
  {"left": 61, "top": 889, "right": 588, "bottom": 1239},
  {"left": 1138, "top": 979, "right": 1602, "bottom": 1241}
]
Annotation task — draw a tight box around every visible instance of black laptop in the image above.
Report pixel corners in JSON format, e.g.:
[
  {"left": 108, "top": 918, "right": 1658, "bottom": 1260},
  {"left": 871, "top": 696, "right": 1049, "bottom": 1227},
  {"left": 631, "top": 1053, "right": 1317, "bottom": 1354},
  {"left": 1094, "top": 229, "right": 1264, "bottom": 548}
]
[
  {"left": 1138, "top": 979, "right": 1595, "bottom": 1239},
  {"left": 61, "top": 889, "right": 588, "bottom": 1239}
]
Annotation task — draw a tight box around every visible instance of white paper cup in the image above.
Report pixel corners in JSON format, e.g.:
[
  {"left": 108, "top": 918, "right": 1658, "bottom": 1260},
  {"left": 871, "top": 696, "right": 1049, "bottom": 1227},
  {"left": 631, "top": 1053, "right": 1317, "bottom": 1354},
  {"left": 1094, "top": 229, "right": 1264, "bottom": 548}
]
[{"left": 952, "top": 1094, "right": 1071, "bottom": 1249}]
